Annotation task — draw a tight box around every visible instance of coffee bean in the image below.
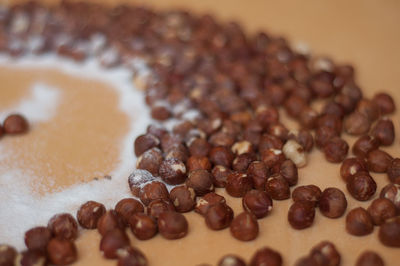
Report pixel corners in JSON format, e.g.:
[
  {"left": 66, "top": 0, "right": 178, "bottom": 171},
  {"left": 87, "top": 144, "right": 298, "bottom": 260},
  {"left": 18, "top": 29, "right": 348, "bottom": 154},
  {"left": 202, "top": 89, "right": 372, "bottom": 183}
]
[
  {"left": 129, "top": 213, "right": 157, "bottom": 240},
  {"left": 18, "top": 250, "right": 46, "bottom": 266},
  {"left": 319, "top": 188, "right": 347, "bottom": 218},
  {"left": 134, "top": 133, "right": 160, "bottom": 156},
  {"left": 371, "top": 118, "right": 395, "bottom": 146},
  {"left": 146, "top": 199, "right": 175, "bottom": 219},
  {"left": 323, "top": 137, "right": 349, "bottom": 163},
  {"left": 189, "top": 138, "right": 210, "bottom": 157},
  {"left": 357, "top": 99, "right": 380, "bottom": 122},
  {"left": 265, "top": 174, "right": 290, "bottom": 200},
  {"left": 315, "top": 126, "right": 338, "bottom": 149},
  {"left": 186, "top": 156, "right": 212, "bottom": 172},
  {"left": 292, "top": 185, "right": 321, "bottom": 206},
  {"left": 3, "top": 114, "right": 29, "bottom": 134},
  {"left": 344, "top": 112, "right": 371, "bottom": 135},
  {"left": 226, "top": 172, "right": 253, "bottom": 197},
  {"left": 136, "top": 148, "right": 163, "bottom": 176},
  {"left": 47, "top": 238, "right": 77, "bottom": 265},
  {"left": 367, "top": 198, "right": 397, "bottom": 226},
  {"left": 97, "top": 210, "right": 125, "bottom": 236},
  {"left": 117, "top": 247, "right": 148, "bottom": 266},
  {"left": 378, "top": 217, "right": 400, "bottom": 247},
  {"left": 170, "top": 185, "right": 196, "bottom": 212},
  {"left": 159, "top": 158, "right": 187, "bottom": 185},
  {"left": 346, "top": 172, "right": 376, "bottom": 201},
  {"left": 205, "top": 202, "right": 234, "bottom": 230},
  {"left": 340, "top": 157, "right": 367, "bottom": 182},
  {"left": 158, "top": 211, "right": 188, "bottom": 240},
  {"left": 115, "top": 198, "right": 144, "bottom": 225},
  {"left": 209, "top": 146, "right": 234, "bottom": 167},
  {"left": 247, "top": 161, "right": 269, "bottom": 190},
  {"left": 288, "top": 201, "right": 315, "bottom": 230},
  {"left": 139, "top": 181, "right": 170, "bottom": 206},
  {"left": 356, "top": 251, "right": 384, "bottom": 266},
  {"left": 380, "top": 183, "right": 400, "bottom": 212},
  {"left": 249, "top": 247, "right": 282, "bottom": 266},
  {"left": 24, "top": 226, "right": 52, "bottom": 253},
  {"left": 346, "top": 207, "right": 374, "bottom": 236},
  {"left": 47, "top": 213, "right": 78, "bottom": 241},
  {"left": 242, "top": 190, "right": 273, "bottom": 219},
  {"left": 211, "top": 165, "right": 231, "bottom": 188},
  {"left": 100, "top": 228, "right": 130, "bottom": 259},
  {"left": 218, "top": 255, "right": 246, "bottom": 266},
  {"left": 230, "top": 212, "right": 259, "bottom": 241},
  {"left": 373, "top": 92, "right": 395, "bottom": 115},
  {"left": 77, "top": 200, "right": 106, "bottom": 229},
  {"left": 186, "top": 169, "right": 214, "bottom": 196},
  {"left": 352, "top": 135, "right": 380, "bottom": 159},
  {"left": 195, "top": 192, "right": 226, "bottom": 216},
  {"left": 387, "top": 158, "right": 400, "bottom": 184},
  {"left": 367, "top": 149, "right": 393, "bottom": 173},
  {"left": 0, "top": 244, "right": 17, "bottom": 266},
  {"left": 310, "top": 241, "right": 341, "bottom": 266}
]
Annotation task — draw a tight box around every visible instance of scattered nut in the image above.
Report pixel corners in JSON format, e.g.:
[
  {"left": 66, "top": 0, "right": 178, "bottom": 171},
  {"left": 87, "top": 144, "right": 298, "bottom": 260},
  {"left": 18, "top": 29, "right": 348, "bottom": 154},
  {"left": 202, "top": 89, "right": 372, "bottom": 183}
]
[
  {"left": 292, "top": 185, "right": 321, "bottom": 206},
  {"left": 356, "top": 251, "right": 385, "bottom": 266},
  {"left": 226, "top": 172, "right": 253, "bottom": 197},
  {"left": 340, "top": 157, "right": 367, "bottom": 182},
  {"left": 139, "top": 181, "right": 170, "bottom": 206},
  {"left": 346, "top": 207, "right": 374, "bottom": 236},
  {"left": 3, "top": 114, "right": 29, "bottom": 134},
  {"left": 115, "top": 198, "right": 144, "bottom": 225},
  {"left": 195, "top": 192, "right": 226, "bottom": 216},
  {"left": 288, "top": 201, "right": 315, "bottom": 230},
  {"left": 158, "top": 211, "right": 188, "bottom": 240},
  {"left": 129, "top": 213, "right": 158, "bottom": 240},
  {"left": 346, "top": 172, "right": 377, "bottom": 201},
  {"left": 100, "top": 228, "right": 130, "bottom": 259},
  {"left": 24, "top": 226, "right": 52, "bottom": 253},
  {"left": 242, "top": 190, "right": 273, "bottom": 219},
  {"left": 97, "top": 210, "right": 125, "bottom": 236},
  {"left": 367, "top": 149, "right": 393, "bottom": 173},
  {"left": 367, "top": 198, "right": 397, "bottom": 226},
  {"left": 249, "top": 247, "right": 282, "bottom": 266},
  {"left": 205, "top": 203, "right": 234, "bottom": 230},
  {"left": 159, "top": 158, "right": 187, "bottom": 185},
  {"left": 230, "top": 212, "right": 259, "bottom": 241},
  {"left": 47, "top": 238, "right": 78, "bottom": 265},
  {"left": 352, "top": 135, "right": 380, "bottom": 159},
  {"left": 319, "top": 188, "right": 347, "bottom": 218},
  {"left": 371, "top": 118, "right": 395, "bottom": 146},
  {"left": 218, "top": 255, "right": 246, "bottom": 266},
  {"left": 265, "top": 174, "right": 290, "bottom": 200},
  {"left": 77, "top": 200, "right": 106, "bottom": 229},
  {"left": 186, "top": 169, "right": 214, "bottom": 196},
  {"left": 211, "top": 165, "right": 231, "bottom": 188},
  {"left": 134, "top": 134, "right": 160, "bottom": 156},
  {"left": 146, "top": 199, "right": 175, "bottom": 219},
  {"left": 47, "top": 213, "right": 78, "bottom": 241},
  {"left": 378, "top": 217, "right": 400, "bottom": 247},
  {"left": 170, "top": 185, "right": 196, "bottom": 212}
]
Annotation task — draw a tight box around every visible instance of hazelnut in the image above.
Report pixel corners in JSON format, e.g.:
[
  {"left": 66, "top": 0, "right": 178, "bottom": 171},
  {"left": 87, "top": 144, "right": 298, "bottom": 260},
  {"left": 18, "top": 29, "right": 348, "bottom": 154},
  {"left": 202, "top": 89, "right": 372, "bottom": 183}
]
[
  {"left": 357, "top": 99, "right": 380, "bottom": 122},
  {"left": 255, "top": 105, "right": 279, "bottom": 128},
  {"left": 346, "top": 172, "right": 376, "bottom": 201},
  {"left": 100, "top": 229, "right": 130, "bottom": 259},
  {"left": 139, "top": 181, "right": 170, "bottom": 206},
  {"left": 340, "top": 157, "right": 367, "bottom": 182},
  {"left": 136, "top": 148, "right": 163, "bottom": 176},
  {"left": 288, "top": 129, "right": 314, "bottom": 152},
  {"left": 158, "top": 211, "right": 188, "bottom": 240},
  {"left": 295, "top": 256, "right": 319, "bottom": 266},
  {"left": 115, "top": 198, "right": 144, "bottom": 225},
  {"left": 344, "top": 112, "right": 371, "bottom": 135},
  {"left": 310, "top": 241, "right": 341, "bottom": 266},
  {"left": 367, "top": 198, "right": 397, "bottom": 226},
  {"left": 186, "top": 169, "right": 214, "bottom": 196},
  {"left": 209, "top": 131, "right": 235, "bottom": 147},
  {"left": 211, "top": 165, "right": 232, "bottom": 188},
  {"left": 159, "top": 158, "right": 187, "bottom": 185},
  {"left": 17, "top": 250, "right": 46, "bottom": 266},
  {"left": 170, "top": 185, "right": 196, "bottom": 212},
  {"left": 259, "top": 134, "right": 283, "bottom": 151},
  {"left": 47, "top": 213, "right": 78, "bottom": 241},
  {"left": 188, "top": 138, "right": 210, "bottom": 157},
  {"left": 242, "top": 190, "right": 273, "bottom": 219},
  {"left": 146, "top": 199, "right": 175, "bottom": 219},
  {"left": 231, "top": 140, "right": 253, "bottom": 155},
  {"left": 380, "top": 183, "right": 400, "bottom": 212},
  {"left": 218, "top": 255, "right": 246, "bottom": 266},
  {"left": 151, "top": 105, "right": 171, "bottom": 121},
  {"left": 195, "top": 192, "right": 226, "bottom": 216},
  {"left": 319, "top": 188, "right": 347, "bottom": 218},
  {"left": 209, "top": 146, "right": 234, "bottom": 167},
  {"left": 147, "top": 124, "right": 167, "bottom": 139},
  {"left": 288, "top": 201, "right": 315, "bottom": 230},
  {"left": 77, "top": 200, "right": 106, "bottom": 229},
  {"left": 352, "top": 135, "right": 380, "bottom": 159},
  {"left": 371, "top": 118, "right": 395, "bottom": 146},
  {"left": 378, "top": 217, "right": 400, "bottom": 247},
  {"left": 117, "top": 247, "right": 148, "bottom": 266},
  {"left": 317, "top": 114, "right": 342, "bottom": 135},
  {"left": 265, "top": 174, "right": 290, "bottom": 200},
  {"left": 226, "top": 172, "right": 253, "bottom": 198},
  {"left": 247, "top": 161, "right": 269, "bottom": 190},
  {"left": 321, "top": 101, "right": 345, "bottom": 118},
  {"left": 292, "top": 185, "right": 322, "bottom": 206},
  {"left": 323, "top": 137, "right": 349, "bottom": 163},
  {"left": 128, "top": 170, "right": 155, "bottom": 197},
  {"left": 160, "top": 134, "right": 182, "bottom": 153},
  {"left": 267, "top": 123, "right": 289, "bottom": 141},
  {"left": 129, "top": 213, "right": 158, "bottom": 240},
  {"left": 165, "top": 144, "right": 189, "bottom": 163},
  {"left": 373, "top": 92, "right": 395, "bottom": 115},
  {"left": 282, "top": 140, "right": 307, "bottom": 168},
  {"left": 3, "top": 114, "right": 29, "bottom": 134},
  {"left": 0, "top": 245, "right": 17, "bottom": 266},
  {"left": 47, "top": 238, "right": 77, "bottom": 265},
  {"left": 97, "top": 210, "right": 125, "bottom": 236},
  {"left": 249, "top": 247, "right": 282, "bottom": 266},
  {"left": 24, "top": 226, "right": 52, "bottom": 253},
  {"left": 315, "top": 126, "right": 338, "bottom": 149},
  {"left": 387, "top": 158, "right": 400, "bottom": 184},
  {"left": 232, "top": 153, "right": 256, "bottom": 172},
  {"left": 205, "top": 203, "right": 234, "bottom": 230},
  {"left": 299, "top": 107, "right": 318, "bottom": 129},
  {"left": 284, "top": 95, "right": 307, "bottom": 118},
  {"left": 367, "top": 149, "right": 393, "bottom": 173},
  {"left": 186, "top": 156, "right": 212, "bottom": 172},
  {"left": 261, "top": 148, "right": 285, "bottom": 168},
  {"left": 346, "top": 207, "right": 374, "bottom": 236},
  {"left": 134, "top": 134, "right": 160, "bottom": 156},
  {"left": 356, "top": 251, "right": 384, "bottom": 266},
  {"left": 230, "top": 212, "right": 259, "bottom": 241},
  {"left": 279, "top": 159, "right": 298, "bottom": 186}
]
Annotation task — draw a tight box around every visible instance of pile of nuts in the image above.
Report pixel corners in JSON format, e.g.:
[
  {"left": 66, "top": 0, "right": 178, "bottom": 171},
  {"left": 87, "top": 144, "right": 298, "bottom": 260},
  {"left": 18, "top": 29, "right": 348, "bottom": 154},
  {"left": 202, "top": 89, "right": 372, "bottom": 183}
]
[{"left": 0, "top": 1, "right": 399, "bottom": 265}]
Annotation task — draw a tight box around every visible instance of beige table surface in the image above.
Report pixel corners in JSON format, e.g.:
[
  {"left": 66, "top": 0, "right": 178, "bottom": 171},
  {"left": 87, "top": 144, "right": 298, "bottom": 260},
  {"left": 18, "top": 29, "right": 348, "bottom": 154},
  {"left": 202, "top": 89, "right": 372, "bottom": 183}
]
[{"left": 1, "top": 0, "right": 400, "bottom": 265}]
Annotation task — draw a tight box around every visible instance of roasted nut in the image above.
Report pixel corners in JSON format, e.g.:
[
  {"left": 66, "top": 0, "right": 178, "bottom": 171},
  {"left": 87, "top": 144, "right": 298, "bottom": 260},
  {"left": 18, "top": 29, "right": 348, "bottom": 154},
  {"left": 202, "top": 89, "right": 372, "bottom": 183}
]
[
  {"left": 295, "top": 256, "right": 319, "bottom": 266},
  {"left": 378, "top": 217, "right": 400, "bottom": 247},
  {"left": 129, "top": 213, "right": 157, "bottom": 240},
  {"left": 310, "top": 241, "right": 341, "bottom": 266},
  {"left": 195, "top": 192, "right": 226, "bottom": 216},
  {"left": 344, "top": 112, "right": 370, "bottom": 135},
  {"left": 352, "top": 135, "right": 380, "bottom": 159},
  {"left": 158, "top": 211, "right": 188, "bottom": 240},
  {"left": 117, "top": 247, "right": 148, "bottom": 266},
  {"left": 134, "top": 134, "right": 160, "bottom": 156},
  {"left": 160, "top": 134, "right": 182, "bottom": 153},
  {"left": 24, "top": 227, "right": 52, "bottom": 253},
  {"left": 159, "top": 158, "right": 187, "bottom": 185},
  {"left": 371, "top": 118, "right": 395, "bottom": 146},
  {"left": 242, "top": 190, "right": 273, "bottom": 219},
  {"left": 268, "top": 123, "right": 289, "bottom": 141},
  {"left": 147, "top": 124, "right": 167, "bottom": 139},
  {"left": 346, "top": 172, "right": 376, "bottom": 201},
  {"left": 139, "top": 181, "right": 170, "bottom": 206},
  {"left": 231, "top": 140, "right": 253, "bottom": 155},
  {"left": 249, "top": 247, "right": 282, "bottom": 266},
  {"left": 77, "top": 200, "right": 106, "bottom": 229},
  {"left": 146, "top": 199, "right": 175, "bottom": 219},
  {"left": 282, "top": 140, "right": 306, "bottom": 168},
  {"left": 285, "top": 95, "right": 307, "bottom": 118},
  {"left": 388, "top": 158, "right": 400, "bottom": 184},
  {"left": 230, "top": 212, "right": 259, "bottom": 241},
  {"left": 48, "top": 213, "right": 78, "bottom": 241},
  {"left": 340, "top": 157, "right": 367, "bottom": 182},
  {"left": 188, "top": 138, "right": 210, "bottom": 157},
  {"left": 186, "top": 156, "right": 212, "bottom": 172},
  {"left": 288, "top": 130, "right": 314, "bottom": 152},
  {"left": 211, "top": 165, "right": 231, "bottom": 188},
  {"left": 205, "top": 203, "right": 234, "bottom": 230},
  {"left": 373, "top": 92, "right": 395, "bottom": 115},
  {"left": 319, "top": 188, "right": 347, "bottom": 218},
  {"left": 218, "top": 255, "right": 246, "bottom": 266},
  {"left": 356, "top": 251, "right": 385, "bottom": 266},
  {"left": 367, "top": 149, "right": 393, "bottom": 173},
  {"left": 136, "top": 148, "right": 163, "bottom": 176},
  {"left": 299, "top": 107, "right": 318, "bottom": 129},
  {"left": 232, "top": 153, "right": 256, "bottom": 172},
  {"left": 292, "top": 185, "right": 322, "bottom": 206},
  {"left": 115, "top": 198, "right": 144, "bottom": 225},
  {"left": 209, "top": 146, "right": 234, "bottom": 167},
  {"left": 186, "top": 169, "right": 214, "bottom": 196},
  {"left": 0, "top": 244, "right": 17, "bottom": 266},
  {"left": 128, "top": 170, "right": 155, "bottom": 197},
  {"left": 367, "top": 198, "right": 397, "bottom": 226},
  {"left": 259, "top": 134, "right": 283, "bottom": 151},
  {"left": 17, "top": 250, "right": 46, "bottom": 266},
  {"left": 321, "top": 101, "right": 345, "bottom": 118},
  {"left": 3, "top": 114, "right": 29, "bottom": 134},
  {"left": 279, "top": 159, "right": 298, "bottom": 186},
  {"left": 151, "top": 105, "right": 171, "bottom": 121},
  {"left": 335, "top": 93, "right": 358, "bottom": 114},
  {"left": 226, "top": 172, "right": 253, "bottom": 197},
  {"left": 380, "top": 183, "right": 400, "bottom": 212},
  {"left": 47, "top": 238, "right": 77, "bottom": 265},
  {"left": 288, "top": 201, "right": 315, "bottom": 230},
  {"left": 170, "top": 185, "right": 196, "bottom": 212},
  {"left": 323, "top": 137, "right": 349, "bottom": 163},
  {"left": 317, "top": 114, "right": 342, "bottom": 135},
  {"left": 265, "top": 174, "right": 290, "bottom": 200},
  {"left": 97, "top": 210, "right": 125, "bottom": 236},
  {"left": 357, "top": 99, "right": 380, "bottom": 122},
  {"left": 261, "top": 148, "right": 285, "bottom": 168},
  {"left": 315, "top": 126, "right": 338, "bottom": 149},
  {"left": 247, "top": 161, "right": 269, "bottom": 190},
  {"left": 255, "top": 105, "right": 279, "bottom": 128},
  {"left": 346, "top": 207, "right": 374, "bottom": 236},
  {"left": 209, "top": 131, "right": 235, "bottom": 147},
  {"left": 165, "top": 144, "right": 189, "bottom": 163},
  {"left": 100, "top": 229, "right": 130, "bottom": 259}
]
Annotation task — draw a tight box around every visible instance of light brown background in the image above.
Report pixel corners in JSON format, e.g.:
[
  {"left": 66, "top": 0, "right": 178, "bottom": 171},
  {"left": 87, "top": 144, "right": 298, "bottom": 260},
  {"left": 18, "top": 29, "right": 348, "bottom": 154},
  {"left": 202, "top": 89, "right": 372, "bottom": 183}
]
[{"left": 1, "top": 0, "right": 400, "bottom": 265}]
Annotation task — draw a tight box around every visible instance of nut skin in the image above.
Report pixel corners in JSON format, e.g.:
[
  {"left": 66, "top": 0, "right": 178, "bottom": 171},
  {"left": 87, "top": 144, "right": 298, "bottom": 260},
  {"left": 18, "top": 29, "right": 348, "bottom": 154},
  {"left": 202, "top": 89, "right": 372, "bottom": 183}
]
[
  {"left": 344, "top": 112, "right": 371, "bottom": 135},
  {"left": 209, "top": 146, "right": 235, "bottom": 167},
  {"left": 139, "top": 181, "right": 170, "bottom": 206},
  {"left": 371, "top": 118, "right": 395, "bottom": 146},
  {"left": 367, "top": 149, "right": 393, "bottom": 173},
  {"left": 279, "top": 159, "right": 298, "bottom": 186},
  {"left": 310, "top": 241, "right": 341, "bottom": 266},
  {"left": 387, "top": 158, "right": 400, "bottom": 184},
  {"left": 129, "top": 213, "right": 158, "bottom": 240},
  {"left": 230, "top": 212, "right": 259, "bottom": 241},
  {"left": 265, "top": 174, "right": 290, "bottom": 200},
  {"left": 380, "top": 183, "right": 400, "bottom": 212},
  {"left": 367, "top": 198, "right": 397, "bottom": 226},
  {"left": 242, "top": 190, "right": 273, "bottom": 219},
  {"left": 356, "top": 251, "right": 385, "bottom": 266},
  {"left": 136, "top": 148, "right": 163, "bottom": 176},
  {"left": 0, "top": 244, "right": 17, "bottom": 266},
  {"left": 319, "top": 188, "right": 347, "bottom": 218},
  {"left": 346, "top": 172, "right": 377, "bottom": 201},
  {"left": 378, "top": 217, "right": 400, "bottom": 247},
  {"left": 97, "top": 210, "right": 125, "bottom": 236},
  {"left": 340, "top": 157, "right": 367, "bottom": 182},
  {"left": 346, "top": 207, "right": 374, "bottom": 236},
  {"left": 249, "top": 247, "right": 282, "bottom": 266},
  {"left": 323, "top": 137, "right": 349, "bottom": 163},
  {"left": 157, "top": 211, "right": 188, "bottom": 240},
  {"left": 352, "top": 135, "right": 380, "bottom": 159},
  {"left": 77, "top": 200, "right": 106, "bottom": 229},
  {"left": 100, "top": 229, "right": 130, "bottom": 259},
  {"left": 373, "top": 92, "right": 395, "bottom": 115},
  {"left": 117, "top": 247, "right": 148, "bottom": 266},
  {"left": 226, "top": 172, "right": 253, "bottom": 198},
  {"left": 288, "top": 201, "right": 316, "bottom": 230},
  {"left": 159, "top": 158, "right": 187, "bottom": 185},
  {"left": 195, "top": 192, "right": 226, "bottom": 216},
  {"left": 47, "top": 213, "right": 78, "bottom": 241},
  {"left": 3, "top": 114, "right": 29, "bottom": 134},
  {"left": 134, "top": 134, "right": 160, "bottom": 156},
  {"left": 186, "top": 169, "right": 214, "bottom": 196},
  {"left": 47, "top": 238, "right": 77, "bottom": 265},
  {"left": 115, "top": 198, "right": 144, "bottom": 225},
  {"left": 146, "top": 199, "right": 175, "bottom": 219},
  {"left": 211, "top": 165, "right": 232, "bottom": 188},
  {"left": 24, "top": 226, "right": 52, "bottom": 253},
  {"left": 205, "top": 203, "right": 234, "bottom": 230},
  {"left": 218, "top": 255, "right": 246, "bottom": 266},
  {"left": 169, "top": 185, "right": 196, "bottom": 212},
  {"left": 247, "top": 161, "right": 269, "bottom": 190},
  {"left": 186, "top": 156, "right": 212, "bottom": 172},
  {"left": 292, "top": 185, "right": 322, "bottom": 206}
]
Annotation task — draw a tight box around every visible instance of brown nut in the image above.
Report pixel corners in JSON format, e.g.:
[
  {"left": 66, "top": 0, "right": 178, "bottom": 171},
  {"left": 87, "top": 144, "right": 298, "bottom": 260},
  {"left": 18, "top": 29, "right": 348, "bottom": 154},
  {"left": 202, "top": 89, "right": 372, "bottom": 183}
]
[
  {"left": 195, "top": 192, "right": 226, "bottom": 216},
  {"left": 356, "top": 251, "right": 385, "bottom": 266},
  {"left": 17, "top": 250, "right": 46, "bottom": 266},
  {"left": 134, "top": 134, "right": 160, "bottom": 156},
  {"left": 380, "top": 183, "right": 400, "bottom": 212},
  {"left": 136, "top": 148, "right": 163, "bottom": 176},
  {"left": 169, "top": 185, "right": 196, "bottom": 212},
  {"left": 387, "top": 158, "right": 400, "bottom": 184},
  {"left": 186, "top": 156, "right": 212, "bottom": 172},
  {"left": 47, "top": 238, "right": 77, "bottom": 265},
  {"left": 344, "top": 112, "right": 371, "bottom": 135},
  {"left": 288, "top": 201, "right": 315, "bottom": 230},
  {"left": 315, "top": 126, "right": 338, "bottom": 149},
  {"left": 97, "top": 210, "right": 125, "bottom": 236},
  {"left": 129, "top": 213, "right": 157, "bottom": 240},
  {"left": 186, "top": 169, "right": 214, "bottom": 196},
  {"left": 146, "top": 199, "right": 175, "bottom": 219},
  {"left": 346, "top": 207, "right": 374, "bottom": 236},
  {"left": 209, "top": 146, "right": 235, "bottom": 167},
  {"left": 147, "top": 124, "right": 167, "bottom": 140},
  {"left": 352, "top": 135, "right": 380, "bottom": 159},
  {"left": 261, "top": 148, "right": 285, "bottom": 168},
  {"left": 24, "top": 227, "right": 52, "bottom": 253},
  {"left": 310, "top": 241, "right": 341, "bottom": 266},
  {"left": 211, "top": 165, "right": 232, "bottom": 188},
  {"left": 367, "top": 149, "right": 393, "bottom": 173},
  {"left": 323, "top": 137, "right": 349, "bottom": 163},
  {"left": 128, "top": 170, "right": 156, "bottom": 197},
  {"left": 232, "top": 153, "right": 256, "bottom": 172},
  {"left": 378, "top": 217, "right": 400, "bottom": 247},
  {"left": 265, "top": 174, "right": 290, "bottom": 200},
  {"left": 231, "top": 140, "right": 253, "bottom": 155},
  {"left": 115, "top": 198, "right": 144, "bottom": 225},
  {"left": 100, "top": 229, "right": 130, "bottom": 259},
  {"left": 373, "top": 92, "right": 395, "bottom": 115},
  {"left": 259, "top": 134, "right": 283, "bottom": 151},
  {"left": 249, "top": 247, "right": 282, "bottom": 266},
  {"left": 317, "top": 114, "right": 342, "bottom": 135},
  {"left": 157, "top": 211, "right": 188, "bottom": 240},
  {"left": 357, "top": 99, "right": 380, "bottom": 122},
  {"left": 340, "top": 157, "right": 367, "bottom": 182},
  {"left": 346, "top": 172, "right": 376, "bottom": 201},
  {"left": 205, "top": 202, "right": 234, "bottom": 230},
  {"left": 0, "top": 245, "right": 17, "bottom": 266},
  {"left": 319, "top": 188, "right": 347, "bottom": 218},
  {"left": 242, "top": 190, "right": 273, "bottom": 219},
  {"left": 230, "top": 212, "right": 259, "bottom": 241},
  {"left": 282, "top": 140, "right": 306, "bottom": 168},
  {"left": 47, "top": 213, "right": 78, "bottom": 241},
  {"left": 165, "top": 144, "right": 189, "bottom": 163},
  {"left": 279, "top": 159, "right": 298, "bottom": 186},
  {"left": 159, "top": 158, "right": 187, "bottom": 185},
  {"left": 77, "top": 200, "right": 106, "bottom": 229},
  {"left": 189, "top": 138, "right": 210, "bottom": 157},
  {"left": 117, "top": 247, "right": 148, "bottom": 266},
  {"left": 367, "top": 198, "right": 397, "bottom": 226},
  {"left": 3, "top": 114, "right": 29, "bottom": 134},
  {"left": 139, "top": 181, "right": 170, "bottom": 206},
  {"left": 226, "top": 172, "right": 253, "bottom": 198},
  {"left": 371, "top": 118, "right": 395, "bottom": 146},
  {"left": 218, "top": 255, "right": 246, "bottom": 266},
  {"left": 292, "top": 185, "right": 322, "bottom": 206}
]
